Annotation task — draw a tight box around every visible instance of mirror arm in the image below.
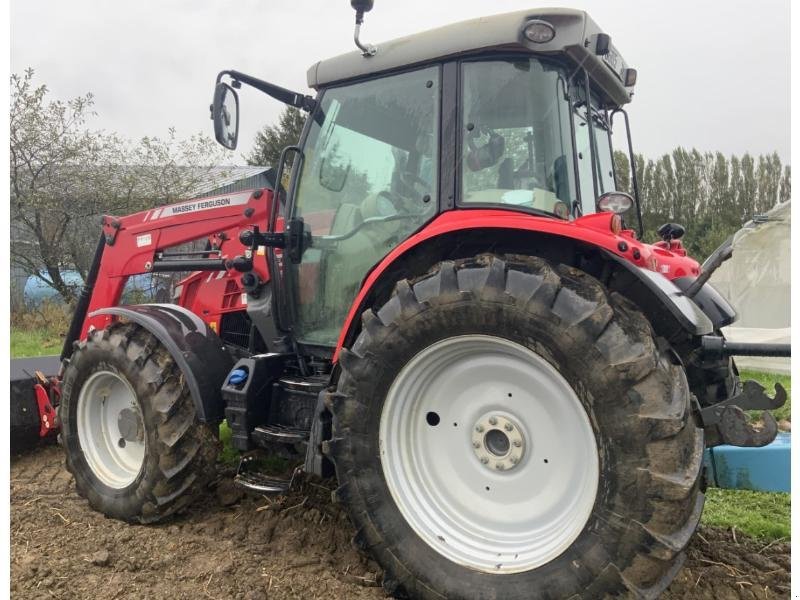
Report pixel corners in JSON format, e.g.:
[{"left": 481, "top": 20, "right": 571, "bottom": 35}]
[{"left": 217, "top": 70, "right": 316, "bottom": 112}]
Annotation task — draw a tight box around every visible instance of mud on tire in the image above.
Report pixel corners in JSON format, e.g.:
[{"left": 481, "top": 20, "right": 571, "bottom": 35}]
[
  {"left": 59, "top": 322, "right": 219, "bottom": 524},
  {"left": 326, "top": 254, "right": 705, "bottom": 599}
]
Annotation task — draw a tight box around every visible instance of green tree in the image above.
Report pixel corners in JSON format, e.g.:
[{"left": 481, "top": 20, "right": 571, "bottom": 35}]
[
  {"left": 246, "top": 106, "right": 306, "bottom": 167},
  {"left": 607, "top": 144, "right": 788, "bottom": 261},
  {"left": 779, "top": 165, "right": 791, "bottom": 204},
  {"left": 612, "top": 150, "right": 630, "bottom": 194}
]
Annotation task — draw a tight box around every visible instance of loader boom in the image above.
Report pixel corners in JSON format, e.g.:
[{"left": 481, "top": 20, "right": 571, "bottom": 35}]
[{"left": 72, "top": 188, "right": 274, "bottom": 346}]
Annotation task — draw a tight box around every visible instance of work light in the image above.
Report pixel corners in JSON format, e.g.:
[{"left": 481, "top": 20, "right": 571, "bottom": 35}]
[
  {"left": 522, "top": 19, "right": 555, "bottom": 43},
  {"left": 597, "top": 191, "right": 633, "bottom": 215}
]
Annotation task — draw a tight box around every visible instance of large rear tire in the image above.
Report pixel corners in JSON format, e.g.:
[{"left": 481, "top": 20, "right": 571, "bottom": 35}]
[
  {"left": 327, "top": 254, "right": 704, "bottom": 599},
  {"left": 59, "top": 323, "right": 219, "bottom": 523}
]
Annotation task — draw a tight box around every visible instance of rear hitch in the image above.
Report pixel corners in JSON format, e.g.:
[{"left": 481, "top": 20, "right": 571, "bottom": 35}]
[{"left": 700, "top": 380, "right": 787, "bottom": 448}]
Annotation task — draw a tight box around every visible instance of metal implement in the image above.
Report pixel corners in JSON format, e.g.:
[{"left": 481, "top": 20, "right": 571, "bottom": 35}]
[{"left": 700, "top": 380, "right": 787, "bottom": 448}]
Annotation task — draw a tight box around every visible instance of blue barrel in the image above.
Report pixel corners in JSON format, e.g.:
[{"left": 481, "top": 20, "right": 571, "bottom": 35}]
[{"left": 704, "top": 433, "right": 790, "bottom": 492}]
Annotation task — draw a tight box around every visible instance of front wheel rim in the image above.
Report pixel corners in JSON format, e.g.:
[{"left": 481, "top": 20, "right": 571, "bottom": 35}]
[
  {"left": 379, "top": 335, "right": 599, "bottom": 574},
  {"left": 76, "top": 370, "right": 146, "bottom": 489}
]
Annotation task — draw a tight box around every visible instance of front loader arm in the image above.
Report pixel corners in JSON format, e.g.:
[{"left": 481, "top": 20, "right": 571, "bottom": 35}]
[{"left": 61, "top": 188, "right": 274, "bottom": 364}]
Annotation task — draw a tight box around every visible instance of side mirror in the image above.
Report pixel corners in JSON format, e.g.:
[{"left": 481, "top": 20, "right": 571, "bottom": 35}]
[
  {"left": 211, "top": 83, "right": 239, "bottom": 150},
  {"left": 319, "top": 156, "right": 350, "bottom": 192},
  {"left": 596, "top": 191, "right": 633, "bottom": 214}
]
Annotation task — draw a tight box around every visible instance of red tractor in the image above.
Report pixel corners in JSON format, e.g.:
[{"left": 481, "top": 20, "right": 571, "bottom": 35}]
[{"left": 55, "top": 4, "right": 789, "bottom": 598}]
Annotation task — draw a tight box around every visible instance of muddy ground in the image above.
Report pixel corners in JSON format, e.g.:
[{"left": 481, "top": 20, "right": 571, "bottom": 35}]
[{"left": 11, "top": 445, "right": 790, "bottom": 599}]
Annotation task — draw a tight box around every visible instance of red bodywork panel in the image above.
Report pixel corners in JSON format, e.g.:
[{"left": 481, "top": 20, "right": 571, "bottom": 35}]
[
  {"left": 332, "top": 209, "right": 700, "bottom": 361},
  {"left": 83, "top": 188, "right": 273, "bottom": 339}
]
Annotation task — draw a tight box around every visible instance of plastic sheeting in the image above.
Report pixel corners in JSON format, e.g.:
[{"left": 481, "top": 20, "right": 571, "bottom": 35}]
[{"left": 710, "top": 201, "right": 790, "bottom": 373}]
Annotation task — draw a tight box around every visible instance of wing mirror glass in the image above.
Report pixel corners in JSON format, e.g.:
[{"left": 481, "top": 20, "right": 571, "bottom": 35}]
[
  {"left": 211, "top": 82, "right": 239, "bottom": 150},
  {"left": 318, "top": 155, "right": 350, "bottom": 192}
]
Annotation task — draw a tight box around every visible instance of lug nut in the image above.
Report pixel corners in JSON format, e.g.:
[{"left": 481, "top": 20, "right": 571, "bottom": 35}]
[
  {"left": 495, "top": 464, "right": 505, "bottom": 471},
  {"left": 504, "top": 423, "right": 513, "bottom": 432},
  {"left": 513, "top": 440, "right": 522, "bottom": 447},
  {"left": 472, "top": 441, "right": 480, "bottom": 448},
  {"left": 489, "top": 417, "right": 498, "bottom": 426},
  {"left": 510, "top": 456, "right": 518, "bottom": 464},
  {"left": 475, "top": 425, "right": 484, "bottom": 433},
  {"left": 480, "top": 457, "right": 489, "bottom": 464}
]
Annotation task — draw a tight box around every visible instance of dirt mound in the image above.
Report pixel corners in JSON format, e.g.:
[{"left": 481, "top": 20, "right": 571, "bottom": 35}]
[
  {"left": 663, "top": 526, "right": 790, "bottom": 599},
  {"left": 11, "top": 446, "right": 790, "bottom": 599}
]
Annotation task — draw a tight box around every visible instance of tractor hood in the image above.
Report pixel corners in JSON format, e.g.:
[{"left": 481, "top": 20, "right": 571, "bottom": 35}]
[{"left": 307, "top": 7, "right": 635, "bottom": 108}]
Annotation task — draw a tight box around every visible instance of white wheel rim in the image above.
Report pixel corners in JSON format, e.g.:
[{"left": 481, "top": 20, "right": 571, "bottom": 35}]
[
  {"left": 77, "top": 371, "right": 146, "bottom": 489},
  {"left": 379, "top": 335, "right": 599, "bottom": 574}
]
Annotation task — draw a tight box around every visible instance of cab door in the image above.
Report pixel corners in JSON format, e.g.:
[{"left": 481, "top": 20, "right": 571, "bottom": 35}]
[{"left": 280, "top": 66, "right": 441, "bottom": 351}]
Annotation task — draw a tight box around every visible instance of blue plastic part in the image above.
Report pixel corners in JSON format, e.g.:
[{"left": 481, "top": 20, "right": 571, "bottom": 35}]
[
  {"left": 704, "top": 432, "right": 790, "bottom": 493},
  {"left": 228, "top": 368, "right": 249, "bottom": 386}
]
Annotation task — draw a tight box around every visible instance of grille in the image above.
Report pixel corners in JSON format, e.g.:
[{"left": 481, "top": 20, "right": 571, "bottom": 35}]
[{"left": 219, "top": 311, "right": 267, "bottom": 352}]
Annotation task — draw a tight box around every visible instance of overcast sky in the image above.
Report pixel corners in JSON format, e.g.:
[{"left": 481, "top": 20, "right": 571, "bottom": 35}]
[{"left": 11, "top": 0, "right": 790, "bottom": 165}]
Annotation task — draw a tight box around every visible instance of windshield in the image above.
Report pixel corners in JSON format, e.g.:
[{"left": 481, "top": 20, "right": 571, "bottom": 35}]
[{"left": 460, "top": 58, "right": 576, "bottom": 218}]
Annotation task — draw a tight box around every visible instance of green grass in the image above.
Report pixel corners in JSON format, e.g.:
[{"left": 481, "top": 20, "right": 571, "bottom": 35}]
[
  {"left": 219, "top": 421, "right": 240, "bottom": 466},
  {"left": 702, "top": 488, "right": 790, "bottom": 541},
  {"left": 10, "top": 328, "right": 63, "bottom": 358},
  {"left": 740, "top": 368, "right": 791, "bottom": 422},
  {"left": 218, "top": 421, "right": 292, "bottom": 473}
]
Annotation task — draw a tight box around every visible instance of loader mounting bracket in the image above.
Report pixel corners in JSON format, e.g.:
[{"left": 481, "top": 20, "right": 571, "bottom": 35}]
[{"left": 700, "top": 380, "right": 787, "bottom": 448}]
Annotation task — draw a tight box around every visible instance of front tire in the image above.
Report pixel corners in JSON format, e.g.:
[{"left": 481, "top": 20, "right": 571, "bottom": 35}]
[
  {"left": 327, "top": 254, "right": 704, "bottom": 599},
  {"left": 59, "top": 323, "right": 219, "bottom": 523}
]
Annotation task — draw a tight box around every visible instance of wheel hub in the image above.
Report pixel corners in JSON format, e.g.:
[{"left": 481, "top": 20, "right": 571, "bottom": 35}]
[
  {"left": 117, "top": 408, "right": 144, "bottom": 443},
  {"left": 471, "top": 413, "right": 525, "bottom": 472}
]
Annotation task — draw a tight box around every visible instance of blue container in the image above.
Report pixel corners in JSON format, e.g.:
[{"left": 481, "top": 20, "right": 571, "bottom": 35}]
[{"left": 704, "top": 432, "right": 790, "bottom": 493}]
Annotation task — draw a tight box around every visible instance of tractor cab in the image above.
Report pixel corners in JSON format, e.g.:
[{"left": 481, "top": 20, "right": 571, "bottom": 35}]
[{"left": 212, "top": 7, "right": 642, "bottom": 354}]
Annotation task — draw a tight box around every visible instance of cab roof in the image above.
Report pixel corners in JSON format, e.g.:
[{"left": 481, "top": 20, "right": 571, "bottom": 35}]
[{"left": 306, "top": 7, "right": 635, "bottom": 107}]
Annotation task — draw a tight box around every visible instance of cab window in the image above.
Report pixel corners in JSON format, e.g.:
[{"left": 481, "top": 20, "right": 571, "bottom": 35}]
[
  {"left": 573, "top": 98, "right": 616, "bottom": 215},
  {"left": 460, "top": 59, "right": 576, "bottom": 219}
]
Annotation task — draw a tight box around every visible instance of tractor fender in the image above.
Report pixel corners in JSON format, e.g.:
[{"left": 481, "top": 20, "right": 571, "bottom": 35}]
[
  {"left": 599, "top": 250, "right": 713, "bottom": 336},
  {"left": 332, "top": 211, "right": 714, "bottom": 360},
  {"left": 672, "top": 277, "right": 737, "bottom": 329},
  {"left": 89, "top": 304, "right": 234, "bottom": 423}
]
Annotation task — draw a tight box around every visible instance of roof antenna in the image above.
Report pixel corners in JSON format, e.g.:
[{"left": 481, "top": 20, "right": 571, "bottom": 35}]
[{"left": 351, "top": 0, "right": 377, "bottom": 57}]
